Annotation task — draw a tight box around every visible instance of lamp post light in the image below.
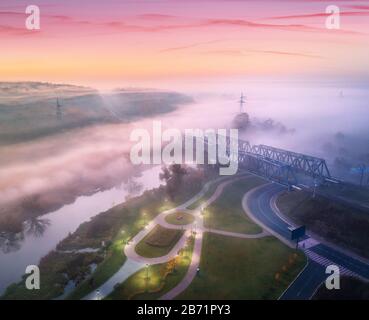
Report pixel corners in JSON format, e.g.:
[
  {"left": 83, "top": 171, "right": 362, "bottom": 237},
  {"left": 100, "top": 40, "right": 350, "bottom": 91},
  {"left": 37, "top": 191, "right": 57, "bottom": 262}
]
[
  {"left": 96, "top": 289, "right": 101, "bottom": 300},
  {"left": 145, "top": 263, "right": 149, "bottom": 292},
  {"left": 121, "top": 229, "right": 130, "bottom": 245},
  {"left": 174, "top": 254, "right": 179, "bottom": 272},
  {"left": 312, "top": 181, "right": 318, "bottom": 199}
]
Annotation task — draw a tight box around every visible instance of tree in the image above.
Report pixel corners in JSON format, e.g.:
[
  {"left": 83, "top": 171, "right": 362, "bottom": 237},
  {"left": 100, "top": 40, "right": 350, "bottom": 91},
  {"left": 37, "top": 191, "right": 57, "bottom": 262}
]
[{"left": 159, "top": 164, "right": 187, "bottom": 200}]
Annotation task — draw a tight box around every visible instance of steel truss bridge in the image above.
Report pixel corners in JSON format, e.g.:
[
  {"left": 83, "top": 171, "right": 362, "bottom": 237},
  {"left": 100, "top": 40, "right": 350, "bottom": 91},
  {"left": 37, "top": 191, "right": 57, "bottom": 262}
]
[{"left": 203, "top": 135, "right": 334, "bottom": 187}]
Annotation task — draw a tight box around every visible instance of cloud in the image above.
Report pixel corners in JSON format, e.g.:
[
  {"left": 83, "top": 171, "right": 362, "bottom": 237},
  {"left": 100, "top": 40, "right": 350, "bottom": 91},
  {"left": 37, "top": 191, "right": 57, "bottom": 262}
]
[
  {"left": 0, "top": 11, "right": 24, "bottom": 17},
  {"left": 265, "top": 11, "right": 369, "bottom": 20},
  {"left": 0, "top": 24, "right": 40, "bottom": 36},
  {"left": 203, "top": 49, "right": 323, "bottom": 59},
  {"left": 0, "top": 9, "right": 364, "bottom": 38},
  {"left": 346, "top": 5, "right": 369, "bottom": 10},
  {"left": 137, "top": 13, "right": 178, "bottom": 20},
  {"left": 159, "top": 40, "right": 223, "bottom": 53}
]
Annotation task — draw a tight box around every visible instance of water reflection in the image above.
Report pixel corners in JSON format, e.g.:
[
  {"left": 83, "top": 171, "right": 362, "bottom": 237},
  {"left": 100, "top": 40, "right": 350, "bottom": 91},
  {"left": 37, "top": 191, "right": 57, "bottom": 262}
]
[
  {"left": 123, "top": 178, "right": 144, "bottom": 198},
  {"left": 0, "top": 232, "right": 24, "bottom": 254},
  {"left": 0, "top": 167, "right": 153, "bottom": 255},
  {"left": 24, "top": 217, "right": 51, "bottom": 238},
  {"left": 0, "top": 217, "right": 50, "bottom": 254}
]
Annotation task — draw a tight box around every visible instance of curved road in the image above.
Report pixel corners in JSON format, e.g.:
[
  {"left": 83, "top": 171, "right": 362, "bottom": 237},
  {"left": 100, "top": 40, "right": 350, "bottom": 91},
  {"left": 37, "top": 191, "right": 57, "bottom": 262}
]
[{"left": 244, "top": 183, "right": 369, "bottom": 300}]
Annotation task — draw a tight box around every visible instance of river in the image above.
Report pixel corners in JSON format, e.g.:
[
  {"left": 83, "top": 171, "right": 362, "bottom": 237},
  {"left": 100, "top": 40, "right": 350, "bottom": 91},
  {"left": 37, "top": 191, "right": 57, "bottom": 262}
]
[{"left": 0, "top": 165, "right": 163, "bottom": 295}]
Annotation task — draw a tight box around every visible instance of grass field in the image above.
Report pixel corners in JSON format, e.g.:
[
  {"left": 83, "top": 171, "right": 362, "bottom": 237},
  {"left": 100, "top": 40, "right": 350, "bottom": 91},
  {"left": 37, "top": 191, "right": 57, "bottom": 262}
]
[
  {"left": 106, "top": 236, "right": 195, "bottom": 300},
  {"left": 277, "top": 189, "right": 369, "bottom": 259},
  {"left": 203, "top": 176, "right": 265, "bottom": 234},
  {"left": 135, "top": 225, "right": 184, "bottom": 258},
  {"left": 177, "top": 233, "right": 306, "bottom": 300},
  {"left": 187, "top": 180, "right": 223, "bottom": 210},
  {"left": 165, "top": 212, "right": 195, "bottom": 225}
]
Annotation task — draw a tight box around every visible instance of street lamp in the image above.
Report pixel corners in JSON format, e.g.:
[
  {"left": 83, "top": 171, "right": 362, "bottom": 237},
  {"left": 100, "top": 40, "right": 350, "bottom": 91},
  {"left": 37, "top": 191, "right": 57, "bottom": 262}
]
[
  {"left": 96, "top": 289, "right": 101, "bottom": 300},
  {"left": 312, "top": 180, "right": 318, "bottom": 199},
  {"left": 122, "top": 229, "right": 129, "bottom": 245},
  {"left": 145, "top": 263, "right": 149, "bottom": 292},
  {"left": 174, "top": 254, "right": 179, "bottom": 271}
]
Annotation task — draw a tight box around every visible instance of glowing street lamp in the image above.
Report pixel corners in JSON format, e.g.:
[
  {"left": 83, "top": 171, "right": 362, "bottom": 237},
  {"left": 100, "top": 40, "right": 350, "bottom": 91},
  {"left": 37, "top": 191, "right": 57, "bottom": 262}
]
[
  {"left": 145, "top": 263, "right": 150, "bottom": 292},
  {"left": 96, "top": 289, "right": 101, "bottom": 300},
  {"left": 174, "top": 254, "right": 179, "bottom": 271}
]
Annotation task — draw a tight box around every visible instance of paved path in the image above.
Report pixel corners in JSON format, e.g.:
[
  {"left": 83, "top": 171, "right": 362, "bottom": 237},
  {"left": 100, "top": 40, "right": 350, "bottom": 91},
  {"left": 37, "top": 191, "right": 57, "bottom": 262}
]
[
  {"left": 83, "top": 259, "right": 145, "bottom": 300},
  {"left": 82, "top": 176, "right": 232, "bottom": 300},
  {"left": 83, "top": 174, "right": 266, "bottom": 300},
  {"left": 160, "top": 175, "right": 267, "bottom": 300}
]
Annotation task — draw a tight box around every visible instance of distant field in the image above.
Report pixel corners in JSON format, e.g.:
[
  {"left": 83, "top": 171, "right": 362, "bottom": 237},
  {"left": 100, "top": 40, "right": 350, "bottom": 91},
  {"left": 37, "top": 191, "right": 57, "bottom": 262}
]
[
  {"left": 0, "top": 82, "right": 193, "bottom": 145},
  {"left": 277, "top": 189, "right": 369, "bottom": 259},
  {"left": 319, "top": 182, "right": 369, "bottom": 207}
]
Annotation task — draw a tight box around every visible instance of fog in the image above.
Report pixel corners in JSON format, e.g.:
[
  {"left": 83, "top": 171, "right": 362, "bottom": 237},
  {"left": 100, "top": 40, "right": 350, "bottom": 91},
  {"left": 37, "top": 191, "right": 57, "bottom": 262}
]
[{"left": 1, "top": 80, "right": 369, "bottom": 224}]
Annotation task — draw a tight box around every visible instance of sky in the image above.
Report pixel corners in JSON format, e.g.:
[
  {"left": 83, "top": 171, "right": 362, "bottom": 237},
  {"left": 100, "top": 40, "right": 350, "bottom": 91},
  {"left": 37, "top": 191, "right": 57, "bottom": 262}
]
[{"left": 1, "top": 0, "right": 369, "bottom": 88}]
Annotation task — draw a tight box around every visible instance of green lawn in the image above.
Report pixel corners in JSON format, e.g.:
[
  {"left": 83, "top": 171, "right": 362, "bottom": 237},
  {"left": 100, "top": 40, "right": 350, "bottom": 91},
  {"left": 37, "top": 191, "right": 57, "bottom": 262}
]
[
  {"left": 106, "top": 236, "right": 195, "bottom": 300},
  {"left": 204, "top": 176, "right": 265, "bottom": 234},
  {"left": 135, "top": 225, "right": 184, "bottom": 258},
  {"left": 165, "top": 212, "right": 195, "bottom": 226},
  {"left": 187, "top": 176, "right": 236, "bottom": 210},
  {"left": 187, "top": 181, "right": 221, "bottom": 210},
  {"left": 177, "top": 233, "right": 306, "bottom": 300}
]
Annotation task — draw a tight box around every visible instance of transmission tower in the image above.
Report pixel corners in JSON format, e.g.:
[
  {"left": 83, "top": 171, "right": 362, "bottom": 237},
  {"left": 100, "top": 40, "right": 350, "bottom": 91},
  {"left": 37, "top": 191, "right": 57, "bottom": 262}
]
[
  {"left": 56, "top": 98, "right": 62, "bottom": 120},
  {"left": 239, "top": 93, "right": 246, "bottom": 113}
]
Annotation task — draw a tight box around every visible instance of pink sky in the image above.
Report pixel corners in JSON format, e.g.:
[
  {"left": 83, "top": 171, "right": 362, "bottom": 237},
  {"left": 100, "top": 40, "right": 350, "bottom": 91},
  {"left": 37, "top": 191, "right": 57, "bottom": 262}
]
[{"left": 1, "top": 0, "right": 369, "bottom": 88}]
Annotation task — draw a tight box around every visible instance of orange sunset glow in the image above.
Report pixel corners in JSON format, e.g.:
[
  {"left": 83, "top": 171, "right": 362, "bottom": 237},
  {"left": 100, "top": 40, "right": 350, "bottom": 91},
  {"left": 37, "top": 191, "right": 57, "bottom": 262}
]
[{"left": 1, "top": 0, "right": 369, "bottom": 87}]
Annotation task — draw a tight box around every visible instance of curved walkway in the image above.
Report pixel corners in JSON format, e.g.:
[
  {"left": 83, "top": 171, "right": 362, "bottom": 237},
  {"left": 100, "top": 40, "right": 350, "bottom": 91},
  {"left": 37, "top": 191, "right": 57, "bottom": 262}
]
[
  {"left": 82, "top": 176, "right": 230, "bottom": 300},
  {"left": 159, "top": 175, "right": 267, "bottom": 300},
  {"left": 82, "top": 174, "right": 267, "bottom": 300}
]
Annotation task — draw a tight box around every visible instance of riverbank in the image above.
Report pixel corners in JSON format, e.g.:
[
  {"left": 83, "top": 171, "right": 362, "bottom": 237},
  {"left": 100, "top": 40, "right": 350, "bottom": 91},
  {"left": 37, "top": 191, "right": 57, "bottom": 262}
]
[{"left": 1, "top": 166, "right": 210, "bottom": 299}]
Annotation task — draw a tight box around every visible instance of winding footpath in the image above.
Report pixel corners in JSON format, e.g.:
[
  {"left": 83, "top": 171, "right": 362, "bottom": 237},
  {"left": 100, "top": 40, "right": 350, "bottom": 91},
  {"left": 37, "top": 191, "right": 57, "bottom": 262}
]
[{"left": 83, "top": 174, "right": 268, "bottom": 300}]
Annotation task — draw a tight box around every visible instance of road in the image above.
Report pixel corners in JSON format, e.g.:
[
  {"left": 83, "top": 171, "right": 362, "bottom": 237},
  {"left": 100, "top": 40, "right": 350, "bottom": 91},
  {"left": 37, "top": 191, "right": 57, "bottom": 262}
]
[{"left": 243, "top": 183, "right": 369, "bottom": 300}]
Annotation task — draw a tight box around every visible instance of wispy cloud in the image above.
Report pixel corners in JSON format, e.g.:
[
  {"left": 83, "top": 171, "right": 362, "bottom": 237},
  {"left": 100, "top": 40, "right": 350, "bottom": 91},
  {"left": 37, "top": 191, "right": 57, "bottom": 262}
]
[
  {"left": 159, "top": 40, "right": 223, "bottom": 53},
  {"left": 136, "top": 13, "right": 178, "bottom": 20},
  {"left": 346, "top": 5, "right": 369, "bottom": 10},
  {"left": 0, "top": 9, "right": 363, "bottom": 37},
  {"left": 203, "top": 49, "right": 323, "bottom": 59},
  {"left": 0, "top": 24, "right": 41, "bottom": 36},
  {"left": 265, "top": 11, "right": 369, "bottom": 20}
]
